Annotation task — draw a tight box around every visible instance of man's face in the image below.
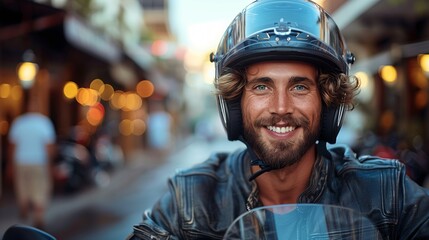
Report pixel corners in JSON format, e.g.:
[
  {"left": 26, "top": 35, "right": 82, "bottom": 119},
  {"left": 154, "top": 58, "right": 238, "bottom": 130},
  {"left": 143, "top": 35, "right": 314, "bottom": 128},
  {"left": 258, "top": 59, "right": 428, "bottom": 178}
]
[{"left": 241, "top": 61, "right": 322, "bottom": 169}]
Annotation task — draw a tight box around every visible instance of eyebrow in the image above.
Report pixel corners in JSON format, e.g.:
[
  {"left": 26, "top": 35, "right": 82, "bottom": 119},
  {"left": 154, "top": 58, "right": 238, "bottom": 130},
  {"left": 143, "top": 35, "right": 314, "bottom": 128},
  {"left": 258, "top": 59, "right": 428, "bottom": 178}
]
[
  {"left": 247, "top": 76, "right": 316, "bottom": 85},
  {"left": 247, "top": 76, "right": 272, "bottom": 83},
  {"left": 289, "top": 76, "right": 316, "bottom": 86}
]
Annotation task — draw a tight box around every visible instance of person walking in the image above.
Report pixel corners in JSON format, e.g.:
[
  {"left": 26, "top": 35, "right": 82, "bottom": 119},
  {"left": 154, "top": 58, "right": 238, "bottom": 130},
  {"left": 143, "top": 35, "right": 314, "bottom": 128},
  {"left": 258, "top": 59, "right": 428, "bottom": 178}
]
[{"left": 8, "top": 91, "right": 56, "bottom": 230}]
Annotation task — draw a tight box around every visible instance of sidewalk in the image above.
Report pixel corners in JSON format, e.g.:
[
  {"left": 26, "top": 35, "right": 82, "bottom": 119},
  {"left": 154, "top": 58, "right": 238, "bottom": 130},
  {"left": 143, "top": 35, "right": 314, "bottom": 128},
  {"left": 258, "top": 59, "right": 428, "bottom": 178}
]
[{"left": 0, "top": 148, "right": 164, "bottom": 237}]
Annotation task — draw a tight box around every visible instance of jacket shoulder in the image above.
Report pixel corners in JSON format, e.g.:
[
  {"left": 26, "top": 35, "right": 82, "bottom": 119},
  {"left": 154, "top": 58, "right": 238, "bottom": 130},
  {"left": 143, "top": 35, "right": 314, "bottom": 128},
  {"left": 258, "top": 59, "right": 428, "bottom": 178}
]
[
  {"left": 327, "top": 143, "right": 404, "bottom": 172},
  {"left": 129, "top": 149, "right": 249, "bottom": 239},
  {"left": 326, "top": 144, "right": 429, "bottom": 238},
  {"left": 166, "top": 149, "right": 250, "bottom": 236}
]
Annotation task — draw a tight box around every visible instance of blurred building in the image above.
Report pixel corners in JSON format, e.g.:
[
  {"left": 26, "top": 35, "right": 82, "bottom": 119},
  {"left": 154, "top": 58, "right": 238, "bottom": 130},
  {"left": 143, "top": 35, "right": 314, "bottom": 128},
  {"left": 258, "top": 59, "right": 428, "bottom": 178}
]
[
  {"left": 336, "top": 0, "right": 429, "bottom": 151},
  {"left": 140, "top": 0, "right": 170, "bottom": 40},
  {"left": 0, "top": 0, "right": 188, "bottom": 183}
]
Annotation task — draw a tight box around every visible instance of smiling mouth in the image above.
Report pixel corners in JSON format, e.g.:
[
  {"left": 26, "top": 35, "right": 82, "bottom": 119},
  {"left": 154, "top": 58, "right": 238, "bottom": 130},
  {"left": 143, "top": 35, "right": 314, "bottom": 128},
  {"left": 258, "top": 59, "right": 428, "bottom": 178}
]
[{"left": 267, "top": 126, "right": 296, "bottom": 134}]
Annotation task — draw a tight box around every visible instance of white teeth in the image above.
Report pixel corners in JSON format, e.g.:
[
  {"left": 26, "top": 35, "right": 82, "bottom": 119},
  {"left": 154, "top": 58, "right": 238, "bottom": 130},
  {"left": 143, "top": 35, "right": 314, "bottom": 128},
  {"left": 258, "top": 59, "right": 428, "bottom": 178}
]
[{"left": 267, "top": 126, "right": 296, "bottom": 133}]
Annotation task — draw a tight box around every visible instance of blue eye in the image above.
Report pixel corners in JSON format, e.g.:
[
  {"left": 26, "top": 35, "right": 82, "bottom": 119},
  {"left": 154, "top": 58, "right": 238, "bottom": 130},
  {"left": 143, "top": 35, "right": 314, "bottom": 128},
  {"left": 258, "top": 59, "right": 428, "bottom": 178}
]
[
  {"left": 255, "top": 85, "right": 268, "bottom": 91},
  {"left": 294, "top": 85, "right": 307, "bottom": 91}
]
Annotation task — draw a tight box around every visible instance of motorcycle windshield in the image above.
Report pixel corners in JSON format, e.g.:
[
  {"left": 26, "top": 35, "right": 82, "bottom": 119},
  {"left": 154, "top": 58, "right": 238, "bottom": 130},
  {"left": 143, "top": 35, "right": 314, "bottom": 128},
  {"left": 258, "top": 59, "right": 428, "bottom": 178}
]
[{"left": 223, "top": 204, "right": 382, "bottom": 240}]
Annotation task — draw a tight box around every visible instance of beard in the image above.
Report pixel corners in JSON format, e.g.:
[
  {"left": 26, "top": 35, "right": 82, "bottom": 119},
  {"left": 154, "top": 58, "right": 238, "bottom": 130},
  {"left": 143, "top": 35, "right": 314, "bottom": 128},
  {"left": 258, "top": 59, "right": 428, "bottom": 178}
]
[{"left": 243, "top": 114, "right": 319, "bottom": 169}]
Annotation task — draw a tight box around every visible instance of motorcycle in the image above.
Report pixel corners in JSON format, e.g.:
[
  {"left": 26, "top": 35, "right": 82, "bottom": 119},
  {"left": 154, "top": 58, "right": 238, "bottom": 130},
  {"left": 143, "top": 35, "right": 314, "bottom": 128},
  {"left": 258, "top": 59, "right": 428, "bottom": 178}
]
[
  {"left": 2, "top": 204, "right": 381, "bottom": 240},
  {"left": 224, "top": 204, "right": 382, "bottom": 239}
]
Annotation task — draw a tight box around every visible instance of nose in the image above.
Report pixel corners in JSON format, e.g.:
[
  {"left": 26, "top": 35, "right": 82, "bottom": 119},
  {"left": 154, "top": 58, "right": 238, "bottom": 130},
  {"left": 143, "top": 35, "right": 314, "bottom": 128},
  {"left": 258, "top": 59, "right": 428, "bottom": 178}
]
[{"left": 269, "top": 90, "right": 293, "bottom": 115}]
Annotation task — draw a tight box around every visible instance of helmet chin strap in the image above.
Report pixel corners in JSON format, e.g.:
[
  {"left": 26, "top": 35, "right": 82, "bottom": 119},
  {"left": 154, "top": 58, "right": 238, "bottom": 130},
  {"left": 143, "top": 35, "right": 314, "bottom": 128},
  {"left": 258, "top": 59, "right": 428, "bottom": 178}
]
[
  {"left": 238, "top": 136, "right": 274, "bottom": 181},
  {"left": 238, "top": 136, "right": 331, "bottom": 182}
]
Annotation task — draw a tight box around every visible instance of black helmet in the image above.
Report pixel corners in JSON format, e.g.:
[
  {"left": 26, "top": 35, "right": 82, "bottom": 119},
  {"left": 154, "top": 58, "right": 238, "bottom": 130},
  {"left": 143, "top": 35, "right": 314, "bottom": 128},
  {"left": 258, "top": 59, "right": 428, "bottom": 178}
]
[{"left": 211, "top": 0, "right": 355, "bottom": 144}]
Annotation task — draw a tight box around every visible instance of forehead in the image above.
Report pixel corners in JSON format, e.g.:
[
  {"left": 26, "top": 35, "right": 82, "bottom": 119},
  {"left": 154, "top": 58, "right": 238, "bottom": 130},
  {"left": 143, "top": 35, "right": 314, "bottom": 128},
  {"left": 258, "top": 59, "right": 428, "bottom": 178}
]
[{"left": 246, "top": 61, "right": 318, "bottom": 79}]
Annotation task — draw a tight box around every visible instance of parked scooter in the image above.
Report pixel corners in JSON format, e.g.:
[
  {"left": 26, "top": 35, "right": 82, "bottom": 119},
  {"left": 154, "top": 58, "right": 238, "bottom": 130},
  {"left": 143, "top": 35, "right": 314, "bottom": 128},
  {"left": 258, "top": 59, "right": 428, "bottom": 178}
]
[{"left": 53, "top": 139, "right": 111, "bottom": 193}]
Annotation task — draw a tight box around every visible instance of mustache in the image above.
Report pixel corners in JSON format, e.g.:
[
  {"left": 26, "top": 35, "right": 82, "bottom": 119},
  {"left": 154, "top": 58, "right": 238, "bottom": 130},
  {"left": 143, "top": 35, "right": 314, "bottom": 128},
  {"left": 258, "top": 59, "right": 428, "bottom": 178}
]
[{"left": 255, "top": 114, "right": 309, "bottom": 127}]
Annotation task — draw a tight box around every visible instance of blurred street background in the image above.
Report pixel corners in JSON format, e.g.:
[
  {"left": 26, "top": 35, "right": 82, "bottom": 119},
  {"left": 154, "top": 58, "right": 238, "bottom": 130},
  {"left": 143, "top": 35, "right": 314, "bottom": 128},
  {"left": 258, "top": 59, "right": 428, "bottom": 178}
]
[
  {"left": 1, "top": 0, "right": 429, "bottom": 239},
  {"left": 0, "top": 134, "right": 246, "bottom": 239}
]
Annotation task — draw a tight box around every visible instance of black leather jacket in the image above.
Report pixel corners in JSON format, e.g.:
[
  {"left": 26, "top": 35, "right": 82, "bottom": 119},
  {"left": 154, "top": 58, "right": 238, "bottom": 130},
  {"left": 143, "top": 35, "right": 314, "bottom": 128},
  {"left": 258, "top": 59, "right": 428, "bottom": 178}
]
[{"left": 127, "top": 144, "right": 429, "bottom": 239}]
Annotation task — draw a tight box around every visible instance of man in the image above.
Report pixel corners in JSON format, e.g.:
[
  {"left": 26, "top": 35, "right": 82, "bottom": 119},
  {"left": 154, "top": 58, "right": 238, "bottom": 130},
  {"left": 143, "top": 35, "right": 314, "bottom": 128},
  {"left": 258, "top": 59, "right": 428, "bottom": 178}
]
[
  {"left": 9, "top": 91, "right": 56, "bottom": 229},
  {"left": 128, "top": 0, "right": 429, "bottom": 239}
]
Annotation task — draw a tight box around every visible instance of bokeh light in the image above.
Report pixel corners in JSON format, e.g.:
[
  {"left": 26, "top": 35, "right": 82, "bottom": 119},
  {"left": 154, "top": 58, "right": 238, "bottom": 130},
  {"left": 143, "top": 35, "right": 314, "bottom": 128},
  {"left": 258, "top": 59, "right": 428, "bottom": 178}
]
[
  {"left": 123, "top": 92, "right": 142, "bottom": 111},
  {"left": 76, "top": 88, "right": 99, "bottom": 106},
  {"left": 90, "top": 78, "right": 104, "bottom": 92},
  {"left": 379, "top": 65, "right": 397, "bottom": 84},
  {"left": 119, "top": 119, "right": 133, "bottom": 136},
  {"left": 132, "top": 119, "right": 146, "bottom": 135},
  {"left": 100, "top": 84, "right": 114, "bottom": 101},
  {"left": 86, "top": 102, "right": 105, "bottom": 126},
  {"left": 110, "top": 90, "right": 126, "bottom": 110},
  {"left": 136, "top": 80, "right": 154, "bottom": 98},
  {"left": 419, "top": 54, "right": 429, "bottom": 72},
  {"left": 17, "top": 62, "right": 38, "bottom": 88},
  {"left": 0, "top": 84, "right": 11, "bottom": 99},
  {"left": 355, "top": 72, "right": 369, "bottom": 89},
  {"left": 118, "top": 118, "right": 147, "bottom": 136},
  {"left": 63, "top": 81, "right": 79, "bottom": 99}
]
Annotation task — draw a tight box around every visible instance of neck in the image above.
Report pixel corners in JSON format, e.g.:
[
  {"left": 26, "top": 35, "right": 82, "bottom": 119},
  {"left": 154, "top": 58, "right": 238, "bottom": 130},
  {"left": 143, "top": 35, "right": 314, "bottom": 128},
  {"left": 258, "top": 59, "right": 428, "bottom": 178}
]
[{"left": 254, "top": 146, "right": 317, "bottom": 205}]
